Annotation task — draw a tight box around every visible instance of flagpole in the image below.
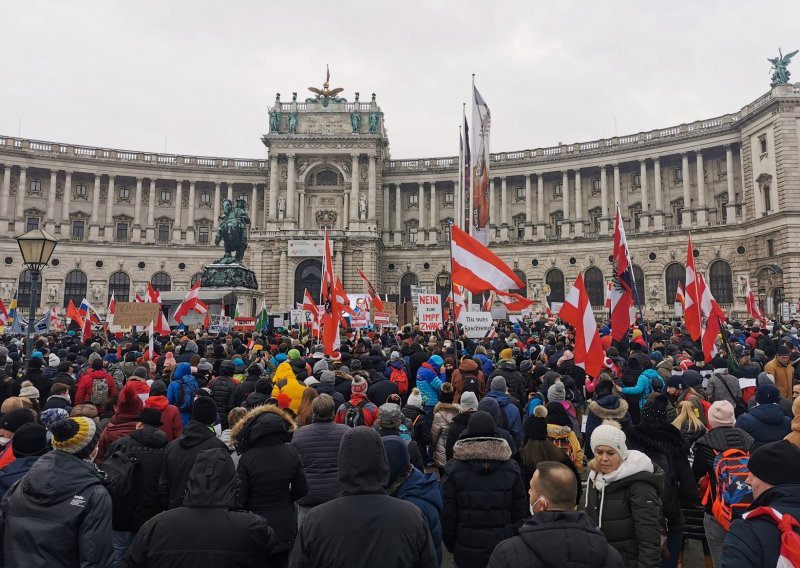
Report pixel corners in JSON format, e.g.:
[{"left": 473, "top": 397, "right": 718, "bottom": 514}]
[
  {"left": 448, "top": 220, "right": 456, "bottom": 337},
  {"left": 469, "top": 74, "right": 475, "bottom": 238},
  {"left": 617, "top": 206, "right": 650, "bottom": 350},
  {"left": 457, "top": 122, "right": 463, "bottom": 230}
]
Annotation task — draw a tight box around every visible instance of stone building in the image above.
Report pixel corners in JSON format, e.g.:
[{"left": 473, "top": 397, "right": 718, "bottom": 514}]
[{"left": 0, "top": 80, "right": 798, "bottom": 320}]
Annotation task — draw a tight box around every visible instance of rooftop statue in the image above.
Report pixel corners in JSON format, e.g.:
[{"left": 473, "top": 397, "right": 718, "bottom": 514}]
[
  {"left": 307, "top": 64, "right": 346, "bottom": 107},
  {"left": 768, "top": 48, "right": 798, "bottom": 87}
]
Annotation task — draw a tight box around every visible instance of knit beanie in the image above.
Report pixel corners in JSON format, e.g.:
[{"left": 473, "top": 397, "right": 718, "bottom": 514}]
[
  {"left": 133, "top": 366, "right": 149, "bottom": 380},
  {"left": 428, "top": 355, "right": 444, "bottom": 369},
  {"left": 459, "top": 391, "right": 479, "bottom": 411},
  {"left": 1, "top": 408, "right": 35, "bottom": 433},
  {"left": 747, "top": 440, "right": 800, "bottom": 486},
  {"left": 478, "top": 396, "right": 501, "bottom": 421},
  {"left": 116, "top": 384, "right": 144, "bottom": 417},
  {"left": 313, "top": 359, "right": 329, "bottom": 375},
  {"left": 18, "top": 383, "right": 40, "bottom": 401},
  {"left": 439, "top": 382, "right": 455, "bottom": 404},
  {"left": 382, "top": 435, "right": 411, "bottom": 484},
  {"left": 465, "top": 410, "right": 497, "bottom": 438},
  {"left": 595, "top": 379, "right": 614, "bottom": 398},
  {"left": 191, "top": 397, "right": 218, "bottom": 426},
  {"left": 288, "top": 349, "right": 301, "bottom": 361},
  {"left": 149, "top": 380, "right": 168, "bottom": 396},
  {"left": 590, "top": 419, "right": 628, "bottom": 459},
  {"left": 378, "top": 403, "right": 402, "bottom": 429},
  {"left": 499, "top": 348, "right": 513, "bottom": 361},
  {"left": 547, "top": 382, "right": 566, "bottom": 403},
  {"left": 12, "top": 423, "right": 48, "bottom": 458},
  {"left": 545, "top": 401, "right": 571, "bottom": 427},
  {"left": 50, "top": 417, "right": 100, "bottom": 459},
  {"left": 523, "top": 405, "right": 549, "bottom": 441},
  {"left": 708, "top": 400, "right": 736, "bottom": 428},
  {"left": 320, "top": 370, "right": 336, "bottom": 385},
  {"left": 641, "top": 395, "right": 668, "bottom": 424},
  {"left": 491, "top": 376, "right": 507, "bottom": 392},
  {"left": 406, "top": 388, "right": 423, "bottom": 408},
  {"left": 40, "top": 408, "right": 69, "bottom": 430},
  {"left": 198, "top": 358, "right": 214, "bottom": 373},
  {"left": 351, "top": 376, "right": 368, "bottom": 396},
  {"left": 755, "top": 384, "right": 781, "bottom": 405}
]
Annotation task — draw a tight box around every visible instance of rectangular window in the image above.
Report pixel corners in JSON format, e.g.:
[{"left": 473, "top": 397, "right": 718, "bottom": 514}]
[
  {"left": 25, "top": 217, "right": 39, "bottom": 231},
  {"left": 763, "top": 186, "right": 772, "bottom": 213},
  {"left": 158, "top": 223, "right": 170, "bottom": 244},
  {"left": 408, "top": 228, "right": 418, "bottom": 243},
  {"left": 517, "top": 223, "right": 525, "bottom": 239},
  {"left": 444, "top": 192, "right": 454, "bottom": 206},
  {"left": 760, "top": 135, "right": 768, "bottom": 155},
  {"left": 553, "top": 183, "right": 562, "bottom": 197},
  {"left": 238, "top": 194, "right": 248, "bottom": 205},
  {"left": 408, "top": 194, "right": 418, "bottom": 206},
  {"left": 116, "top": 222, "right": 129, "bottom": 242},
  {"left": 767, "top": 239, "right": 774, "bottom": 257},
  {"left": 29, "top": 180, "right": 42, "bottom": 194},
  {"left": 632, "top": 174, "right": 641, "bottom": 187},
  {"left": 160, "top": 189, "right": 171, "bottom": 203},
  {"left": 200, "top": 192, "right": 211, "bottom": 205},
  {"left": 198, "top": 226, "right": 209, "bottom": 244},
  {"left": 592, "top": 179, "right": 601, "bottom": 194},
  {"left": 515, "top": 186, "right": 525, "bottom": 200},
  {"left": 119, "top": 187, "right": 130, "bottom": 200},
  {"left": 71, "top": 220, "right": 85, "bottom": 241},
  {"left": 74, "top": 184, "right": 87, "bottom": 197},
  {"left": 674, "top": 168, "right": 683, "bottom": 183}
]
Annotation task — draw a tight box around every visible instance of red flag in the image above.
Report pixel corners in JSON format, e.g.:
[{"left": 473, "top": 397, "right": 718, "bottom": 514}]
[
  {"left": 684, "top": 236, "right": 702, "bottom": 341},
  {"left": 82, "top": 314, "right": 93, "bottom": 343},
  {"left": 174, "top": 281, "right": 203, "bottom": 324},
  {"left": 604, "top": 281, "right": 612, "bottom": 310},
  {"left": 146, "top": 282, "right": 171, "bottom": 334},
  {"left": 744, "top": 280, "right": 764, "bottom": 323},
  {"left": 494, "top": 289, "right": 535, "bottom": 311},
  {"left": 66, "top": 299, "right": 85, "bottom": 329},
  {"left": 447, "top": 283, "right": 466, "bottom": 321},
  {"left": 0, "top": 298, "right": 9, "bottom": 327},
  {"left": 482, "top": 291, "right": 493, "bottom": 312},
  {"left": 358, "top": 269, "right": 384, "bottom": 311},
  {"left": 320, "top": 229, "right": 341, "bottom": 354},
  {"left": 450, "top": 224, "right": 524, "bottom": 294},
  {"left": 303, "top": 289, "right": 321, "bottom": 337},
  {"left": 699, "top": 273, "right": 727, "bottom": 361},
  {"left": 558, "top": 273, "right": 604, "bottom": 379},
  {"left": 676, "top": 283, "right": 685, "bottom": 306},
  {"left": 610, "top": 208, "right": 636, "bottom": 341},
  {"left": 203, "top": 310, "right": 211, "bottom": 329}
]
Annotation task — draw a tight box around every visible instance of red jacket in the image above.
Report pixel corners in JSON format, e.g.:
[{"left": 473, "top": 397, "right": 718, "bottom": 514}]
[
  {"left": 334, "top": 395, "right": 379, "bottom": 427},
  {"left": 125, "top": 379, "right": 151, "bottom": 398},
  {"left": 144, "top": 395, "right": 183, "bottom": 441},
  {"left": 75, "top": 369, "right": 117, "bottom": 412},
  {"left": 96, "top": 416, "right": 138, "bottom": 463}
]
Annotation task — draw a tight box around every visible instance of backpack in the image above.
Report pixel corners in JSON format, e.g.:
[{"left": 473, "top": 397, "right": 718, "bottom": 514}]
[
  {"left": 716, "top": 375, "right": 748, "bottom": 417},
  {"left": 109, "top": 365, "right": 126, "bottom": 392},
  {"left": 398, "top": 423, "right": 412, "bottom": 441},
  {"left": 461, "top": 373, "right": 480, "bottom": 396},
  {"left": 89, "top": 376, "right": 109, "bottom": 406},
  {"left": 743, "top": 507, "right": 800, "bottom": 565},
  {"left": 176, "top": 382, "right": 193, "bottom": 412},
  {"left": 495, "top": 402, "right": 509, "bottom": 431},
  {"left": 389, "top": 367, "right": 409, "bottom": 395},
  {"left": 343, "top": 400, "right": 368, "bottom": 427},
  {"left": 702, "top": 448, "right": 754, "bottom": 531},
  {"left": 102, "top": 448, "right": 138, "bottom": 530},
  {"left": 550, "top": 435, "right": 577, "bottom": 467}
]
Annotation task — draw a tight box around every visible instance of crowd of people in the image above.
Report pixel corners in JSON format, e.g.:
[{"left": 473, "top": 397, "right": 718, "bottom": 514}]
[{"left": 0, "top": 316, "right": 798, "bottom": 567}]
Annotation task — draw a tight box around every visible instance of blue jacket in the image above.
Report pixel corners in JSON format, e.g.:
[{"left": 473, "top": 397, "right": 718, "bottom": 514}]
[
  {"left": 394, "top": 467, "right": 444, "bottom": 567},
  {"left": 620, "top": 369, "right": 660, "bottom": 408},
  {"left": 735, "top": 404, "right": 792, "bottom": 450},
  {"left": 384, "top": 359, "right": 405, "bottom": 379},
  {"left": 0, "top": 455, "right": 40, "bottom": 498},
  {"left": 416, "top": 363, "right": 444, "bottom": 407},
  {"left": 485, "top": 390, "right": 523, "bottom": 448},
  {"left": 270, "top": 353, "right": 288, "bottom": 368},
  {"left": 167, "top": 363, "right": 199, "bottom": 427},
  {"left": 473, "top": 354, "right": 493, "bottom": 377}
]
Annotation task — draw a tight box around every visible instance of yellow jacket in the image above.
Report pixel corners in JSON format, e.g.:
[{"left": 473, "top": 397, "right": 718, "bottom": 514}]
[{"left": 271, "top": 362, "right": 306, "bottom": 413}]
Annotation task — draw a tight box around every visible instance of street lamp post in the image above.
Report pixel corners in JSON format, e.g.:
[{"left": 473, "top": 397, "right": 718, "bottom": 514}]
[{"left": 15, "top": 229, "right": 58, "bottom": 371}]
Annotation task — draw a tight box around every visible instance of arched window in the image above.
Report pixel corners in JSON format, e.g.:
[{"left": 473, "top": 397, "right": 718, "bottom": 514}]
[
  {"left": 632, "top": 265, "right": 646, "bottom": 306},
  {"left": 150, "top": 272, "right": 171, "bottom": 292},
  {"left": 709, "top": 260, "right": 733, "bottom": 304},
  {"left": 190, "top": 272, "right": 203, "bottom": 287},
  {"left": 108, "top": 272, "right": 130, "bottom": 304},
  {"left": 509, "top": 269, "right": 528, "bottom": 298},
  {"left": 584, "top": 267, "right": 605, "bottom": 307},
  {"left": 545, "top": 269, "right": 565, "bottom": 303},
  {"left": 18, "top": 270, "right": 42, "bottom": 309},
  {"left": 63, "top": 270, "right": 88, "bottom": 308},
  {"left": 315, "top": 170, "right": 339, "bottom": 186},
  {"left": 400, "top": 273, "right": 418, "bottom": 304},
  {"left": 664, "top": 263, "right": 686, "bottom": 305},
  {"left": 294, "top": 259, "right": 322, "bottom": 308}
]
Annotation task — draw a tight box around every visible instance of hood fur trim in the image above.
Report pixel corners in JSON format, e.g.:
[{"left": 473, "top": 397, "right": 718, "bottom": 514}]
[
  {"left": 588, "top": 398, "right": 629, "bottom": 420},
  {"left": 453, "top": 436, "right": 512, "bottom": 461},
  {"left": 434, "top": 402, "right": 460, "bottom": 415},
  {"left": 230, "top": 403, "right": 296, "bottom": 445},
  {"left": 547, "top": 423, "right": 572, "bottom": 438}
]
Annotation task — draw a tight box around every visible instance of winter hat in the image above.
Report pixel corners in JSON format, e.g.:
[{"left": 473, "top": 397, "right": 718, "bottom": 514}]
[
  {"left": 390, "top": 351, "right": 401, "bottom": 361},
  {"left": 50, "top": 417, "right": 100, "bottom": 459},
  {"left": 137, "top": 408, "right": 163, "bottom": 428},
  {"left": 149, "top": 380, "right": 168, "bottom": 396},
  {"left": 40, "top": 408, "right": 69, "bottom": 429},
  {"left": 288, "top": 349, "right": 301, "bottom": 361},
  {"left": 311, "top": 345, "right": 325, "bottom": 360},
  {"left": 459, "top": 391, "right": 479, "bottom": 411},
  {"left": 18, "top": 383, "right": 40, "bottom": 402},
  {"left": 650, "top": 351, "right": 663, "bottom": 363},
  {"left": 163, "top": 352, "right": 177, "bottom": 369},
  {"left": 48, "top": 353, "right": 60, "bottom": 367},
  {"left": 747, "top": 440, "right": 800, "bottom": 486},
  {"left": 191, "top": 397, "right": 218, "bottom": 425},
  {"left": 557, "top": 350, "right": 574, "bottom": 367},
  {"left": 198, "top": 358, "right": 213, "bottom": 373},
  {"left": 547, "top": 382, "right": 566, "bottom": 403},
  {"left": 351, "top": 376, "right": 368, "bottom": 395},
  {"left": 708, "top": 400, "right": 736, "bottom": 429},
  {"left": 1, "top": 408, "right": 35, "bottom": 433},
  {"left": 304, "top": 377, "right": 321, "bottom": 387},
  {"left": 11, "top": 423, "right": 48, "bottom": 458},
  {"left": 131, "top": 366, "right": 148, "bottom": 381},
  {"left": 641, "top": 395, "right": 668, "bottom": 424},
  {"left": 595, "top": 379, "right": 615, "bottom": 398},
  {"left": 219, "top": 360, "right": 235, "bottom": 376},
  {"left": 439, "top": 382, "right": 455, "bottom": 404},
  {"left": 755, "top": 384, "right": 781, "bottom": 405},
  {"left": 666, "top": 375, "right": 686, "bottom": 389},
  {"left": 757, "top": 372, "right": 775, "bottom": 385},
  {"left": 499, "top": 348, "right": 513, "bottom": 361},
  {"left": 428, "top": 355, "right": 444, "bottom": 369},
  {"left": 378, "top": 403, "right": 403, "bottom": 429},
  {"left": 524, "top": 405, "right": 549, "bottom": 441},
  {"left": 88, "top": 352, "right": 103, "bottom": 365},
  {"left": 406, "top": 388, "right": 423, "bottom": 408},
  {"left": 590, "top": 419, "right": 629, "bottom": 460},
  {"left": 519, "top": 360, "right": 533, "bottom": 373},
  {"left": 382, "top": 435, "right": 411, "bottom": 484},
  {"left": 777, "top": 345, "right": 791, "bottom": 356},
  {"left": 103, "top": 353, "right": 118, "bottom": 364},
  {"left": 116, "top": 384, "right": 144, "bottom": 417},
  {"left": 545, "top": 402, "right": 572, "bottom": 427},
  {"left": 465, "top": 410, "right": 497, "bottom": 437},
  {"left": 478, "top": 396, "right": 501, "bottom": 421},
  {"left": 320, "top": 370, "right": 336, "bottom": 385},
  {"left": 312, "top": 359, "right": 329, "bottom": 375},
  {"left": 490, "top": 376, "right": 507, "bottom": 392}
]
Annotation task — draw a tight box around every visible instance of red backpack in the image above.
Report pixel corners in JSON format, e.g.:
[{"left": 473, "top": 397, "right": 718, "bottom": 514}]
[
  {"left": 702, "top": 448, "right": 754, "bottom": 531},
  {"left": 389, "top": 367, "right": 409, "bottom": 395},
  {"left": 743, "top": 507, "right": 800, "bottom": 565}
]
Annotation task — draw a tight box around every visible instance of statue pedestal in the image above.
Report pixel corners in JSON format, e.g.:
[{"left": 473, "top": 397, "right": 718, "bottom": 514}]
[{"left": 201, "top": 263, "right": 259, "bottom": 289}]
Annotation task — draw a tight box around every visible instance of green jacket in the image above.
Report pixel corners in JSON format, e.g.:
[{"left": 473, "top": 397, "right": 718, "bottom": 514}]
[{"left": 585, "top": 450, "right": 664, "bottom": 568}]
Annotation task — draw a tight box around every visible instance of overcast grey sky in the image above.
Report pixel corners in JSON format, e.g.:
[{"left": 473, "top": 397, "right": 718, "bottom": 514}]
[{"left": 2, "top": 1, "right": 799, "bottom": 159}]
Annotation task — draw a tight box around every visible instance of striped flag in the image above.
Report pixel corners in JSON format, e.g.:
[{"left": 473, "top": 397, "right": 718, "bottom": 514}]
[
  {"left": 450, "top": 224, "right": 523, "bottom": 294},
  {"left": 699, "top": 273, "right": 727, "bottom": 361},
  {"left": 447, "top": 283, "right": 467, "bottom": 321},
  {"left": 610, "top": 208, "right": 636, "bottom": 341},
  {"left": 558, "top": 273, "right": 604, "bottom": 379},
  {"left": 604, "top": 281, "right": 612, "bottom": 310},
  {"left": 494, "top": 289, "right": 535, "bottom": 311},
  {"left": 0, "top": 298, "right": 8, "bottom": 327},
  {"left": 684, "top": 235, "right": 702, "bottom": 341},
  {"left": 7, "top": 292, "right": 17, "bottom": 325},
  {"left": 744, "top": 280, "right": 765, "bottom": 324},
  {"left": 78, "top": 298, "right": 101, "bottom": 324},
  {"left": 357, "top": 269, "right": 384, "bottom": 311},
  {"left": 676, "top": 283, "right": 685, "bottom": 306}
]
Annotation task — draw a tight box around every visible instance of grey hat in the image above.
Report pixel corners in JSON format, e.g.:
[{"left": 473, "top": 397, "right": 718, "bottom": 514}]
[
  {"left": 548, "top": 382, "right": 566, "bottom": 402},
  {"left": 185, "top": 340, "right": 198, "bottom": 354},
  {"left": 490, "top": 376, "right": 507, "bottom": 392},
  {"left": 390, "top": 351, "right": 401, "bottom": 360},
  {"left": 88, "top": 352, "right": 103, "bottom": 364},
  {"left": 757, "top": 372, "right": 775, "bottom": 386},
  {"left": 304, "top": 376, "right": 321, "bottom": 387},
  {"left": 133, "top": 366, "right": 149, "bottom": 379},
  {"left": 313, "top": 359, "right": 329, "bottom": 375},
  {"left": 320, "top": 370, "right": 336, "bottom": 385},
  {"left": 198, "top": 358, "right": 213, "bottom": 372},
  {"left": 460, "top": 391, "right": 479, "bottom": 411},
  {"left": 379, "top": 403, "right": 402, "bottom": 428},
  {"left": 312, "top": 345, "right": 325, "bottom": 359}
]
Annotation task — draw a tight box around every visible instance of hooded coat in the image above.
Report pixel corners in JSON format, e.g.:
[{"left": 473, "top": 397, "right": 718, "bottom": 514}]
[
  {"left": 75, "top": 367, "right": 117, "bottom": 412},
  {"left": 145, "top": 395, "right": 183, "bottom": 441},
  {"left": 585, "top": 396, "right": 632, "bottom": 459},
  {"left": 735, "top": 404, "right": 792, "bottom": 450},
  {"left": 450, "top": 358, "right": 485, "bottom": 402},
  {"left": 416, "top": 361, "right": 444, "bottom": 407},
  {"left": 289, "top": 426, "right": 437, "bottom": 568},
  {"left": 0, "top": 455, "right": 41, "bottom": 499},
  {"left": 430, "top": 402, "right": 460, "bottom": 468},
  {"left": 488, "top": 511, "right": 625, "bottom": 568},
  {"left": 705, "top": 371, "right": 743, "bottom": 404},
  {"left": 271, "top": 362, "right": 307, "bottom": 414},
  {"left": 291, "top": 418, "right": 350, "bottom": 507},
  {"left": 0, "top": 450, "right": 113, "bottom": 568},
  {"left": 367, "top": 373, "right": 399, "bottom": 408},
  {"left": 488, "top": 360, "right": 526, "bottom": 407},
  {"left": 232, "top": 405, "right": 308, "bottom": 553},
  {"left": 389, "top": 464, "right": 444, "bottom": 567},
  {"left": 208, "top": 362, "right": 238, "bottom": 429},
  {"left": 167, "top": 363, "right": 199, "bottom": 427},
  {"left": 585, "top": 451, "right": 664, "bottom": 568},
  {"left": 484, "top": 390, "right": 523, "bottom": 448},
  {"left": 125, "top": 448, "right": 274, "bottom": 568},
  {"left": 442, "top": 437, "right": 528, "bottom": 568}
]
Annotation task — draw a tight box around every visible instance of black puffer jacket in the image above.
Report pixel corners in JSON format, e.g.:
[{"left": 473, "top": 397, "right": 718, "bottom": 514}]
[
  {"left": 209, "top": 372, "right": 237, "bottom": 429},
  {"left": 488, "top": 511, "right": 625, "bottom": 568},
  {"left": 159, "top": 421, "right": 227, "bottom": 509},
  {"left": 367, "top": 375, "right": 399, "bottom": 407},
  {"left": 106, "top": 425, "right": 169, "bottom": 530},
  {"left": 0, "top": 450, "right": 113, "bottom": 568},
  {"left": 442, "top": 436, "right": 528, "bottom": 568},
  {"left": 585, "top": 396, "right": 633, "bottom": 459},
  {"left": 231, "top": 374, "right": 260, "bottom": 409},
  {"left": 232, "top": 405, "right": 308, "bottom": 553},
  {"left": 291, "top": 419, "right": 350, "bottom": 507},
  {"left": 488, "top": 360, "right": 526, "bottom": 408},
  {"left": 691, "top": 425, "right": 753, "bottom": 514},
  {"left": 445, "top": 410, "right": 473, "bottom": 461},
  {"left": 125, "top": 448, "right": 274, "bottom": 568}
]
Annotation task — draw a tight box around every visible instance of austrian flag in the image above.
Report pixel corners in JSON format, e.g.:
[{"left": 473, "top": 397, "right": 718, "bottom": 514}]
[
  {"left": 450, "top": 224, "right": 523, "bottom": 294},
  {"left": 558, "top": 273, "right": 604, "bottom": 379}
]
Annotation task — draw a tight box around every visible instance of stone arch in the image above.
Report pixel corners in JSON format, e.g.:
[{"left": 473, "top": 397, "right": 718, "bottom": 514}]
[
  {"left": 294, "top": 259, "right": 322, "bottom": 308},
  {"left": 664, "top": 262, "right": 685, "bottom": 305},
  {"left": 108, "top": 271, "right": 131, "bottom": 303},
  {"left": 399, "top": 272, "right": 418, "bottom": 303},
  {"left": 64, "top": 269, "right": 88, "bottom": 308},
  {"left": 545, "top": 268, "right": 565, "bottom": 303},
  {"left": 584, "top": 266, "right": 604, "bottom": 307},
  {"left": 301, "top": 161, "right": 350, "bottom": 186},
  {"left": 708, "top": 259, "right": 733, "bottom": 304}
]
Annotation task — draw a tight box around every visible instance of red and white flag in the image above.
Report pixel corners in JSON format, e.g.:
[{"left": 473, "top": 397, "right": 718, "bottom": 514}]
[
  {"left": 744, "top": 280, "right": 765, "bottom": 323},
  {"left": 699, "top": 273, "right": 727, "bottom": 361},
  {"left": 447, "top": 283, "right": 467, "bottom": 321},
  {"left": 0, "top": 298, "right": 8, "bottom": 327},
  {"left": 684, "top": 236, "right": 702, "bottom": 341},
  {"left": 303, "top": 289, "right": 321, "bottom": 337},
  {"left": 482, "top": 291, "right": 494, "bottom": 312},
  {"left": 450, "top": 224, "right": 524, "bottom": 294},
  {"left": 610, "top": 208, "right": 636, "bottom": 341},
  {"left": 676, "top": 283, "right": 685, "bottom": 306},
  {"left": 604, "top": 281, "right": 612, "bottom": 310},
  {"left": 558, "top": 273, "right": 604, "bottom": 379},
  {"left": 173, "top": 281, "right": 208, "bottom": 324},
  {"left": 107, "top": 292, "right": 116, "bottom": 325},
  {"left": 146, "top": 282, "right": 171, "bottom": 335},
  {"left": 742, "top": 506, "right": 800, "bottom": 567},
  {"left": 494, "top": 289, "right": 535, "bottom": 312},
  {"left": 357, "top": 269, "right": 384, "bottom": 312}
]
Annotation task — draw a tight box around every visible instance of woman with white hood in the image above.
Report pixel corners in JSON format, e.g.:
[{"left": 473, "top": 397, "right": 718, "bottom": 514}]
[{"left": 584, "top": 420, "right": 664, "bottom": 568}]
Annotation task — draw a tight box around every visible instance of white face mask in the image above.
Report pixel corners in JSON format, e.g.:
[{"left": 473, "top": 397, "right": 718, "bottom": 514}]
[
  {"left": 0, "top": 436, "right": 10, "bottom": 447},
  {"left": 529, "top": 496, "right": 544, "bottom": 517}
]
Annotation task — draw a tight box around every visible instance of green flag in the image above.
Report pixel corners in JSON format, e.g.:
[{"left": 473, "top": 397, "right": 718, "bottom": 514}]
[{"left": 255, "top": 301, "right": 268, "bottom": 332}]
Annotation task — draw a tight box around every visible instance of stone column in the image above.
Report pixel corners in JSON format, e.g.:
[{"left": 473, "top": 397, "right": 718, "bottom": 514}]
[
  {"left": 417, "top": 182, "right": 425, "bottom": 241},
  {"left": 561, "top": 171, "right": 570, "bottom": 238},
  {"left": 250, "top": 183, "right": 258, "bottom": 228},
  {"left": 349, "top": 154, "right": 359, "bottom": 224},
  {"left": 382, "top": 184, "right": 390, "bottom": 241},
  {"left": 367, "top": 155, "right": 377, "bottom": 222},
  {"left": 600, "top": 165, "right": 610, "bottom": 234},
  {"left": 653, "top": 158, "right": 664, "bottom": 230},
  {"left": 105, "top": 175, "right": 114, "bottom": 226},
  {"left": 173, "top": 181, "right": 184, "bottom": 242},
  {"left": 268, "top": 156, "right": 278, "bottom": 220},
  {"left": 640, "top": 160, "right": 650, "bottom": 231},
  {"left": 46, "top": 170, "right": 57, "bottom": 223},
  {"left": 89, "top": 173, "right": 101, "bottom": 240},
  {"left": 612, "top": 164, "right": 621, "bottom": 211},
  {"left": 428, "top": 182, "right": 437, "bottom": 244},
  {"left": 298, "top": 190, "right": 305, "bottom": 229},
  {"left": 213, "top": 182, "right": 221, "bottom": 228},
  {"left": 681, "top": 153, "right": 691, "bottom": 227},
  {"left": 394, "top": 183, "right": 402, "bottom": 245},
  {"left": 186, "top": 181, "right": 196, "bottom": 244},
  {"left": 536, "top": 174, "right": 545, "bottom": 239},
  {"left": 147, "top": 179, "right": 156, "bottom": 229},
  {"left": 62, "top": 172, "right": 72, "bottom": 223},
  {"left": 725, "top": 145, "right": 737, "bottom": 222},
  {"left": 695, "top": 151, "right": 707, "bottom": 225},
  {"left": 14, "top": 167, "right": 27, "bottom": 232},
  {"left": 227, "top": 182, "right": 234, "bottom": 202},
  {"left": 0, "top": 165, "right": 11, "bottom": 221},
  {"left": 488, "top": 179, "right": 496, "bottom": 235},
  {"left": 574, "top": 169, "right": 584, "bottom": 237},
  {"left": 133, "top": 176, "right": 143, "bottom": 230},
  {"left": 499, "top": 177, "right": 509, "bottom": 241},
  {"left": 262, "top": 184, "right": 269, "bottom": 228},
  {"left": 524, "top": 175, "right": 533, "bottom": 239},
  {"left": 287, "top": 154, "right": 296, "bottom": 222}
]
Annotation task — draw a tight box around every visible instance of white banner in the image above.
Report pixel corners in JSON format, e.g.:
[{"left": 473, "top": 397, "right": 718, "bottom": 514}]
[
  {"left": 410, "top": 286, "right": 428, "bottom": 309},
  {"left": 457, "top": 311, "right": 494, "bottom": 338},
  {"left": 417, "top": 294, "right": 443, "bottom": 331},
  {"left": 290, "top": 309, "right": 304, "bottom": 326},
  {"left": 287, "top": 240, "right": 324, "bottom": 257}
]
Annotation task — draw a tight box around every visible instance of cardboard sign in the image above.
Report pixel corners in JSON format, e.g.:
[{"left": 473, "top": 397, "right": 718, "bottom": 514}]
[
  {"left": 209, "top": 314, "right": 232, "bottom": 334},
  {"left": 457, "top": 311, "right": 494, "bottom": 338},
  {"left": 290, "top": 310, "right": 304, "bottom": 326},
  {"left": 410, "top": 286, "right": 428, "bottom": 309},
  {"left": 113, "top": 303, "right": 162, "bottom": 327},
  {"left": 373, "top": 312, "right": 389, "bottom": 325},
  {"left": 350, "top": 314, "right": 368, "bottom": 328},
  {"left": 417, "top": 294, "right": 443, "bottom": 331}
]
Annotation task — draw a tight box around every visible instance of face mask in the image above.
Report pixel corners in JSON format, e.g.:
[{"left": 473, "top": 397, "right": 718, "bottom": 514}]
[
  {"left": 529, "top": 496, "right": 544, "bottom": 517},
  {"left": 0, "top": 436, "right": 9, "bottom": 447}
]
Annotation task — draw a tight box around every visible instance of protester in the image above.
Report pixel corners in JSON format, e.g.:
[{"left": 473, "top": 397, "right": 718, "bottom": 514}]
[
  {"left": 0, "top": 423, "right": 48, "bottom": 498},
  {"left": 75, "top": 357, "right": 117, "bottom": 413},
  {"left": 450, "top": 355, "right": 485, "bottom": 402},
  {"left": 786, "top": 395, "right": 800, "bottom": 446},
  {"left": 0, "top": 408, "right": 36, "bottom": 469},
  {"left": 271, "top": 358, "right": 307, "bottom": 413},
  {"left": 166, "top": 362, "right": 198, "bottom": 428},
  {"left": 735, "top": 384, "right": 792, "bottom": 450},
  {"left": 144, "top": 380, "right": 182, "bottom": 441},
  {"left": 585, "top": 378, "right": 632, "bottom": 460},
  {"left": 445, "top": 391, "right": 479, "bottom": 461},
  {"left": 376, "top": 401, "right": 425, "bottom": 471},
  {"left": 96, "top": 383, "right": 145, "bottom": 463},
  {"left": 763, "top": 345, "right": 793, "bottom": 398},
  {"left": 334, "top": 375, "right": 379, "bottom": 427},
  {"left": 294, "top": 387, "right": 318, "bottom": 427},
  {"left": 666, "top": 374, "right": 708, "bottom": 427},
  {"left": 430, "top": 382, "right": 459, "bottom": 472},
  {"left": 208, "top": 360, "right": 238, "bottom": 429},
  {"left": 485, "top": 376, "right": 523, "bottom": 448}
]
